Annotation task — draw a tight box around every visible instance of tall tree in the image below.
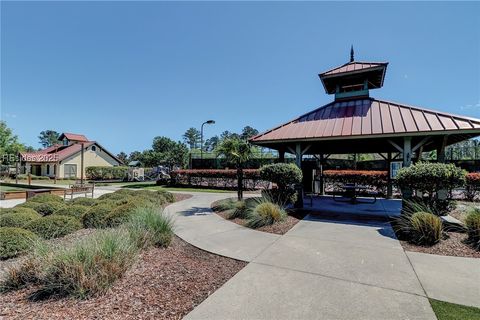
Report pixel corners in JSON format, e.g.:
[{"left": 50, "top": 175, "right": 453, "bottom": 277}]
[
  {"left": 240, "top": 126, "right": 259, "bottom": 140},
  {"left": 182, "top": 127, "right": 201, "bottom": 149},
  {"left": 0, "top": 121, "right": 26, "bottom": 165},
  {"left": 216, "top": 138, "right": 253, "bottom": 200},
  {"left": 220, "top": 130, "right": 240, "bottom": 141},
  {"left": 204, "top": 135, "right": 220, "bottom": 152},
  {"left": 38, "top": 130, "right": 60, "bottom": 148},
  {"left": 116, "top": 152, "right": 128, "bottom": 164}
]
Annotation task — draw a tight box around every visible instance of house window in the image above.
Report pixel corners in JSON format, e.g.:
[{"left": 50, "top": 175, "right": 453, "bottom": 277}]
[
  {"left": 64, "top": 164, "right": 77, "bottom": 179},
  {"left": 46, "top": 165, "right": 50, "bottom": 175},
  {"left": 91, "top": 146, "right": 96, "bottom": 151}
]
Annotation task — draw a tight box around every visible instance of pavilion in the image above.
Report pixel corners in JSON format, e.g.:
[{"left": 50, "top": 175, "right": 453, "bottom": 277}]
[{"left": 250, "top": 49, "right": 480, "bottom": 206}]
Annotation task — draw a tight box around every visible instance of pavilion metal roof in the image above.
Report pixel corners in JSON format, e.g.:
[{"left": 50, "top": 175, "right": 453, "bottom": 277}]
[
  {"left": 320, "top": 61, "right": 388, "bottom": 77},
  {"left": 250, "top": 98, "right": 480, "bottom": 144}
]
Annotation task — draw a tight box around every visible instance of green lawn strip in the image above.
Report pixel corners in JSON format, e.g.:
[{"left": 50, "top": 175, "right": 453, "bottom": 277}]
[
  {"left": 0, "top": 186, "right": 29, "bottom": 191},
  {"left": 122, "top": 183, "right": 233, "bottom": 193},
  {"left": 429, "top": 299, "right": 480, "bottom": 320}
]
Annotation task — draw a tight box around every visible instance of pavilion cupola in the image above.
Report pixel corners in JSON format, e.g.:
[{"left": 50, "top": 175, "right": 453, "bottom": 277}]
[{"left": 318, "top": 47, "right": 388, "bottom": 101}]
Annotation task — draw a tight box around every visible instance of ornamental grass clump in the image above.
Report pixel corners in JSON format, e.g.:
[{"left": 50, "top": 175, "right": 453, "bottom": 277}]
[
  {"left": 25, "top": 215, "right": 82, "bottom": 239},
  {"left": 465, "top": 208, "right": 480, "bottom": 250},
  {"left": 246, "top": 198, "right": 287, "bottom": 228},
  {"left": 102, "top": 200, "right": 151, "bottom": 228},
  {"left": 28, "top": 229, "right": 139, "bottom": 300},
  {"left": 125, "top": 206, "right": 174, "bottom": 248},
  {"left": 0, "top": 227, "right": 39, "bottom": 259},
  {"left": 409, "top": 212, "right": 443, "bottom": 246}
]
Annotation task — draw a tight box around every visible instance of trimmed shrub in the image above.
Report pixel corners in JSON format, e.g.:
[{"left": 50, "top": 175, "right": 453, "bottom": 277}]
[
  {"left": 0, "top": 210, "right": 41, "bottom": 228},
  {"left": 170, "top": 169, "right": 264, "bottom": 189},
  {"left": 464, "top": 173, "right": 480, "bottom": 202},
  {"left": 409, "top": 212, "right": 443, "bottom": 246},
  {"left": 25, "top": 215, "right": 82, "bottom": 239},
  {"left": 260, "top": 163, "right": 303, "bottom": 189},
  {"left": 260, "top": 163, "right": 302, "bottom": 204},
  {"left": 246, "top": 199, "right": 286, "bottom": 228},
  {"left": 396, "top": 162, "right": 466, "bottom": 198},
  {"left": 28, "top": 194, "right": 64, "bottom": 203},
  {"left": 16, "top": 201, "right": 44, "bottom": 212},
  {"left": 28, "top": 229, "right": 138, "bottom": 300},
  {"left": 103, "top": 201, "right": 150, "bottom": 228},
  {"left": 69, "top": 197, "right": 98, "bottom": 207},
  {"left": 323, "top": 170, "right": 388, "bottom": 193},
  {"left": 53, "top": 205, "right": 88, "bottom": 219},
  {"left": 0, "top": 227, "right": 39, "bottom": 259},
  {"left": 97, "top": 192, "right": 132, "bottom": 202},
  {"left": 33, "top": 202, "right": 65, "bottom": 216},
  {"left": 0, "top": 207, "right": 38, "bottom": 216},
  {"left": 81, "top": 203, "right": 115, "bottom": 228},
  {"left": 125, "top": 206, "right": 174, "bottom": 248},
  {"left": 85, "top": 166, "right": 129, "bottom": 180},
  {"left": 465, "top": 208, "right": 480, "bottom": 250}
]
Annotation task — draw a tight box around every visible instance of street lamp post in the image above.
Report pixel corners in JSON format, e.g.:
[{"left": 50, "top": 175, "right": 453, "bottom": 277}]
[{"left": 201, "top": 120, "right": 215, "bottom": 164}]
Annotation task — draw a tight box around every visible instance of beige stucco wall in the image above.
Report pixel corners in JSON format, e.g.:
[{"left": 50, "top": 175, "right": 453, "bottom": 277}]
[
  {"left": 23, "top": 144, "right": 121, "bottom": 179},
  {"left": 58, "top": 145, "right": 121, "bottom": 178}
]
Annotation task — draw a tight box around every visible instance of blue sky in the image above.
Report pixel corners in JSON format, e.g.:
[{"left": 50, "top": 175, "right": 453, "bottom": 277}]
[{"left": 1, "top": 1, "right": 479, "bottom": 155}]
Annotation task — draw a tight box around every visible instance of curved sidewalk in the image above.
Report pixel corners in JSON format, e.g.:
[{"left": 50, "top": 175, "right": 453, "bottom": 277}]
[{"left": 164, "top": 192, "right": 280, "bottom": 262}]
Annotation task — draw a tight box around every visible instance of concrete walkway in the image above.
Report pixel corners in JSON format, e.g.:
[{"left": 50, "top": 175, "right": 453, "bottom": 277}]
[
  {"left": 165, "top": 193, "right": 438, "bottom": 319},
  {"left": 164, "top": 192, "right": 280, "bottom": 262}
]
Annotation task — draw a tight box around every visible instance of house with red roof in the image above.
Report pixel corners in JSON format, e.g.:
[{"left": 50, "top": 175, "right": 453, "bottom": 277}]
[{"left": 20, "top": 133, "right": 123, "bottom": 179}]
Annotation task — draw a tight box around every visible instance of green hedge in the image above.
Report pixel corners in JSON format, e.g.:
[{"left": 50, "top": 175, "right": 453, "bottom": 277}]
[
  {"left": 85, "top": 166, "right": 129, "bottom": 180},
  {"left": 259, "top": 163, "right": 302, "bottom": 189},
  {"left": 396, "top": 162, "right": 466, "bottom": 199}
]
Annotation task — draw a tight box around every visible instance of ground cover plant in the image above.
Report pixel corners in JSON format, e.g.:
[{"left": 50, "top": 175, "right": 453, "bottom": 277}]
[
  {"left": 0, "top": 189, "right": 179, "bottom": 302},
  {"left": 212, "top": 196, "right": 305, "bottom": 235},
  {"left": 0, "top": 227, "right": 39, "bottom": 259}
]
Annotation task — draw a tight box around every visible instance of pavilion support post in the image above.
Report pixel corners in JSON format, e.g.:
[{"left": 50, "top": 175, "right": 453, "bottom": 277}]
[
  {"left": 319, "top": 154, "right": 325, "bottom": 195},
  {"left": 387, "top": 152, "right": 393, "bottom": 199},
  {"left": 437, "top": 136, "right": 448, "bottom": 200},
  {"left": 294, "top": 143, "right": 304, "bottom": 208},
  {"left": 279, "top": 150, "right": 285, "bottom": 163},
  {"left": 402, "top": 137, "right": 413, "bottom": 199}
]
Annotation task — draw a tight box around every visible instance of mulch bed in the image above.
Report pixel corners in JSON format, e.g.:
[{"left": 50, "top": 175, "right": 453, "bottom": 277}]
[
  {"left": 0, "top": 236, "right": 247, "bottom": 320},
  {"left": 399, "top": 232, "right": 480, "bottom": 258}
]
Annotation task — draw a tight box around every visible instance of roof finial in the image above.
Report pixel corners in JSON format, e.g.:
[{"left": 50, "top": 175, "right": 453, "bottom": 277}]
[{"left": 350, "top": 45, "right": 354, "bottom": 62}]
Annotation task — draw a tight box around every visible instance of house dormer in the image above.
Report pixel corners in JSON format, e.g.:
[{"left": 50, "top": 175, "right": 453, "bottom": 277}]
[{"left": 58, "top": 133, "right": 89, "bottom": 146}]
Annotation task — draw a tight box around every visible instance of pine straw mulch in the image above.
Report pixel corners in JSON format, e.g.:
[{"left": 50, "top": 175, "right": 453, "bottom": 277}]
[
  {"left": 0, "top": 236, "right": 247, "bottom": 320},
  {"left": 399, "top": 231, "right": 480, "bottom": 258}
]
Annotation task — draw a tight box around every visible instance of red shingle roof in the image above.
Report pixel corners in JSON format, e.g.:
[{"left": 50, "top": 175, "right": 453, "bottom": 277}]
[
  {"left": 59, "top": 133, "right": 89, "bottom": 142},
  {"left": 21, "top": 142, "right": 95, "bottom": 163},
  {"left": 250, "top": 98, "right": 480, "bottom": 143}
]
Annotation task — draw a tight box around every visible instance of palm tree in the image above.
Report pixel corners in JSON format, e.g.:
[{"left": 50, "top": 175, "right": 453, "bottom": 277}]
[{"left": 216, "top": 138, "right": 253, "bottom": 201}]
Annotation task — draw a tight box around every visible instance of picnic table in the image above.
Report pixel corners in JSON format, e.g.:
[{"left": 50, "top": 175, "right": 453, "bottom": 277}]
[{"left": 333, "top": 183, "right": 377, "bottom": 204}]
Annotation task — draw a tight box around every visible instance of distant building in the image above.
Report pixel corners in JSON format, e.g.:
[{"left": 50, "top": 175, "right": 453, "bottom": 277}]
[{"left": 20, "top": 133, "right": 122, "bottom": 179}]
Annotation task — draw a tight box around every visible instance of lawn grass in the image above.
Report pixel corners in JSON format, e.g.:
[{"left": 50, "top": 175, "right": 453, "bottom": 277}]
[
  {"left": 0, "top": 185, "right": 30, "bottom": 192},
  {"left": 430, "top": 299, "right": 480, "bottom": 320},
  {"left": 122, "top": 183, "right": 233, "bottom": 193}
]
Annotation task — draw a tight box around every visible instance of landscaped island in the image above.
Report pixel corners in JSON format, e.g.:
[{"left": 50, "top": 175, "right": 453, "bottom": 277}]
[{"left": 0, "top": 190, "right": 246, "bottom": 319}]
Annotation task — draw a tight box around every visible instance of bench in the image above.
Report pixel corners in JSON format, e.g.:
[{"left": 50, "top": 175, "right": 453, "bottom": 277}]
[{"left": 64, "top": 183, "right": 95, "bottom": 200}]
